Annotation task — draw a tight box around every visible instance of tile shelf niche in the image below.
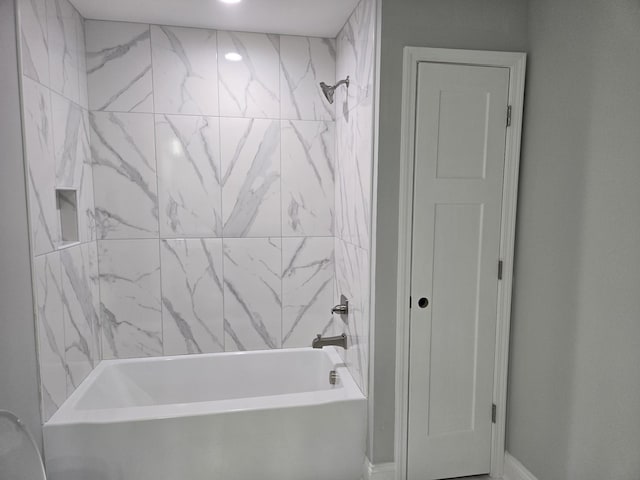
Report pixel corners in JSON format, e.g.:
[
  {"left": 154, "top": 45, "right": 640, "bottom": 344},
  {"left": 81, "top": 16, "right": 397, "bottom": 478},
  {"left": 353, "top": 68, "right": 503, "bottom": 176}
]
[{"left": 56, "top": 188, "right": 79, "bottom": 247}]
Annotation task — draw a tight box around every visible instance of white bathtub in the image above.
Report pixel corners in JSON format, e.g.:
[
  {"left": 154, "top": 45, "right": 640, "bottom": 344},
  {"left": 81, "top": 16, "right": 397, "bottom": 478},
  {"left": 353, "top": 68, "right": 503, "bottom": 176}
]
[{"left": 43, "top": 347, "right": 366, "bottom": 480}]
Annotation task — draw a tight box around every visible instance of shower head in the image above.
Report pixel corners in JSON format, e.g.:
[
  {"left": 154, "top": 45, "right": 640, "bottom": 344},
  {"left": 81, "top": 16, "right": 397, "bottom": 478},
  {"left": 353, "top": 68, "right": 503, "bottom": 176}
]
[{"left": 319, "top": 76, "right": 350, "bottom": 104}]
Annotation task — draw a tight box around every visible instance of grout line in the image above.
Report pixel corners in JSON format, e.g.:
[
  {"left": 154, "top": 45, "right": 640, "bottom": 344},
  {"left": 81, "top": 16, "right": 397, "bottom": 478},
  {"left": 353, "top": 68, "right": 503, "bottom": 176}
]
[
  {"left": 147, "top": 25, "right": 165, "bottom": 356},
  {"left": 216, "top": 29, "right": 227, "bottom": 353}
]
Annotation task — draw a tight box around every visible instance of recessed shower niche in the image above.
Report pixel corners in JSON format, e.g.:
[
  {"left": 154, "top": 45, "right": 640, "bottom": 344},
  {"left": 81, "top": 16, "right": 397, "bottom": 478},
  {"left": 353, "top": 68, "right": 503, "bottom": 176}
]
[{"left": 56, "top": 189, "right": 79, "bottom": 245}]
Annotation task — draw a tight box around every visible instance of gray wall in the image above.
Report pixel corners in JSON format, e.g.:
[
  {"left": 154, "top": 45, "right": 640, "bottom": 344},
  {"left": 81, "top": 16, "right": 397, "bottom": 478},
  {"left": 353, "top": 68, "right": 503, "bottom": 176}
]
[
  {"left": 507, "top": 0, "right": 640, "bottom": 478},
  {"left": 0, "top": 0, "right": 43, "bottom": 448},
  {"left": 372, "top": 0, "right": 528, "bottom": 463}
]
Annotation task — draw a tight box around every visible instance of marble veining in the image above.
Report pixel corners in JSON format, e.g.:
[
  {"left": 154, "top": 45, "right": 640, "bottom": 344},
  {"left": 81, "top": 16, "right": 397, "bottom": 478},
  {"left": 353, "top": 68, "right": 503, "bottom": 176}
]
[
  {"left": 223, "top": 238, "right": 282, "bottom": 351},
  {"left": 51, "top": 93, "right": 95, "bottom": 242},
  {"left": 19, "top": 0, "right": 50, "bottom": 86},
  {"left": 22, "top": 76, "right": 59, "bottom": 255},
  {"left": 282, "top": 237, "right": 334, "bottom": 348},
  {"left": 282, "top": 120, "right": 334, "bottom": 237},
  {"left": 61, "top": 244, "right": 100, "bottom": 391},
  {"left": 156, "top": 114, "right": 222, "bottom": 237},
  {"left": 336, "top": 0, "right": 376, "bottom": 114},
  {"left": 280, "top": 36, "right": 336, "bottom": 121},
  {"left": 221, "top": 118, "right": 281, "bottom": 237},
  {"left": 335, "top": 237, "right": 369, "bottom": 393},
  {"left": 333, "top": 0, "right": 375, "bottom": 395},
  {"left": 46, "top": 0, "right": 81, "bottom": 104},
  {"left": 161, "top": 238, "right": 224, "bottom": 354},
  {"left": 98, "top": 239, "right": 163, "bottom": 359},
  {"left": 218, "top": 31, "right": 280, "bottom": 118},
  {"left": 90, "top": 111, "right": 159, "bottom": 239},
  {"left": 335, "top": 104, "right": 372, "bottom": 250},
  {"left": 151, "top": 25, "right": 219, "bottom": 116},
  {"left": 34, "top": 252, "right": 67, "bottom": 421},
  {"left": 86, "top": 21, "right": 153, "bottom": 112}
]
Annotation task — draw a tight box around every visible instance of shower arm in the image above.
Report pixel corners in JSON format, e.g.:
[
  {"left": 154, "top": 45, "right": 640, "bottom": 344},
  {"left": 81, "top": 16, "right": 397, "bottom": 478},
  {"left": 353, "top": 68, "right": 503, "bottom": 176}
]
[{"left": 335, "top": 77, "right": 350, "bottom": 89}]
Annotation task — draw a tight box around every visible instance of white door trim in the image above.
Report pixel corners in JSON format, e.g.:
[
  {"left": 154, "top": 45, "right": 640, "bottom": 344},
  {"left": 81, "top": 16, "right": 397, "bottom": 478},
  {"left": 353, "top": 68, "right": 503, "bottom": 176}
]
[{"left": 394, "top": 47, "right": 526, "bottom": 480}]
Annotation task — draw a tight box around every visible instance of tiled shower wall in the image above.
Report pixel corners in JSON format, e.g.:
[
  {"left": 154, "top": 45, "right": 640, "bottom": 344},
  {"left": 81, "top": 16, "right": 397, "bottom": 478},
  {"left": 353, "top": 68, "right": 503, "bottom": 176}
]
[
  {"left": 85, "top": 21, "right": 338, "bottom": 357},
  {"left": 333, "top": 0, "right": 376, "bottom": 394},
  {"left": 19, "top": 0, "right": 376, "bottom": 421},
  {"left": 18, "top": 0, "right": 99, "bottom": 421}
]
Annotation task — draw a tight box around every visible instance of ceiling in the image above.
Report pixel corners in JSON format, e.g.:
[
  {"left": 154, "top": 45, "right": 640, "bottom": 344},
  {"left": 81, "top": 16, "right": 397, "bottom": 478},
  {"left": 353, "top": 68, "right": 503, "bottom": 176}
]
[{"left": 70, "top": 0, "right": 361, "bottom": 38}]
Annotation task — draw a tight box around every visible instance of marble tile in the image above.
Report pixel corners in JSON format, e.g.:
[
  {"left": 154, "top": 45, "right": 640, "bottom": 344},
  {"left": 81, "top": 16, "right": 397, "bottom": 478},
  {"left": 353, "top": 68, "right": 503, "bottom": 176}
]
[
  {"left": 282, "top": 237, "right": 334, "bottom": 348},
  {"left": 335, "top": 237, "right": 369, "bottom": 394},
  {"left": 151, "top": 25, "right": 218, "bottom": 115},
  {"left": 77, "top": 109, "right": 96, "bottom": 242},
  {"left": 335, "top": 103, "right": 373, "bottom": 250},
  {"left": 98, "top": 239, "right": 162, "bottom": 359},
  {"left": 90, "top": 111, "right": 158, "bottom": 239},
  {"left": 156, "top": 114, "right": 222, "bottom": 237},
  {"left": 33, "top": 252, "right": 67, "bottom": 421},
  {"left": 281, "top": 120, "right": 334, "bottom": 237},
  {"left": 86, "top": 241, "right": 102, "bottom": 360},
  {"left": 218, "top": 31, "right": 280, "bottom": 118},
  {"left": 46, "top": 0, "right": 80, "bottom": 104},
  {"left": 223, "top": 238, "right": 282, "bottom": 351},
  {"left": 161, "top": 238, "right": 224, "bottom": 355},
  {"left": 280, "top": 36, "right": 335, "bottom": 121},
  {"left": 52, "top": 91, "right": 84, "bottom": 187},
  {"left": 50, "top": 94, "right": 95, "bottom": 242},
  {"left": 19, "top": 0, "right": 50, "bottom": 86},
  {"left": 336, "top": 0, "right": 376, "bottom": 115},
  {"left": 61, "top": 243, "right": 99, "bottom": 392},
  {"left": 22, "top": 75, "right": 59, "bottom": 255},
  {"left": 76, "top": 14, "right": 88, "bottom": 109},
  {"left": 85, "top": 21, "right": 153, "bottom": 112},
  {"left": 221, "top": 117, "right": 281, "bottom": 237}
]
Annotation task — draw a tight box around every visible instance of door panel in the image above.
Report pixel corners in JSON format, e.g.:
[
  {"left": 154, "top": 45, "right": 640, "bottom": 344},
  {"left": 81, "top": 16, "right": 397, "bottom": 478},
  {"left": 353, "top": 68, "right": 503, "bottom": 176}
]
[{"left": 407, "top": 62, "right": 509, "bottom": 480}]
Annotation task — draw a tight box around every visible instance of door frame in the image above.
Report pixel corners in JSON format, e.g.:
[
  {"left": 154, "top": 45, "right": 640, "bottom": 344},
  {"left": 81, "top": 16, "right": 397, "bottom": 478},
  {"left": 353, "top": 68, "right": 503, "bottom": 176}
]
[{"left": 394, "top": 47, "right": 526, "bottom": 480}]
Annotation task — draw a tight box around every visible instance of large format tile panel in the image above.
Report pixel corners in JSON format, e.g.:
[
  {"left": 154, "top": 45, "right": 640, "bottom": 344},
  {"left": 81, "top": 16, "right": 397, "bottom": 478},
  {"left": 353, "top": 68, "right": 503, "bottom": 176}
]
[
  {"left": 280, "top": 36, "right": 336, "bottom": 121},
  {"left": 19, "top": 0, "right": 50, "bottom": 86},
  {"left": 98, "top": 239, "right": 162, "bottom": 359},
  {"left": 90, "top": 111, "right": 159, "bottom": 239},
  {"left": 150, "top": 25, "right": 219, "bottom": 116},
  {"left": 220, "top": 117, "right": 281, "bottom": 238},
  {"left": 223, "top": 238, "right": 282, "bottom": 351},
  {"left": 217, "top": 31, "right": 280, "bottom": 118},
  {"left": 61, "top": 243, "right": 100, "bottom": 391},
  {"left": 86, "top": 21, "right": 153, "bottom": 113},
  {"left": 282, "top": 237, "right": 334, "bottom": 348},
  {"left": 281, "top": 120, "right": 335, "bottom": 237},
  {"left": 22, "top": 76, "right": 59, "bottom": 255},
  {"left": 160, "top": 238, "right": 224, "bottom": 355},
  {"left": 33, "top": 252, "right": 66, "bottom": 421},
  {"left": 156, "top": 114, "right": 222, "bottom": 237}
]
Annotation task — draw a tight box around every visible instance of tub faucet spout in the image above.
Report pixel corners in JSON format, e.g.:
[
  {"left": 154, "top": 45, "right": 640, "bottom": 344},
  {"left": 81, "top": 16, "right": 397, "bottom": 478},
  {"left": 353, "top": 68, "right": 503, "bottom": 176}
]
[{"left": 312, "top": 333, "right": 347, "bottom": 349}]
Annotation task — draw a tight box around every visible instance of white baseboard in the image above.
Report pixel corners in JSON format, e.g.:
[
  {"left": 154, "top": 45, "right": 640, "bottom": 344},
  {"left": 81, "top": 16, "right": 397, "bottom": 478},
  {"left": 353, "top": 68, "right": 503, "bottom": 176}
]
[
  {"left": 363, "top": 458, "right": 396, "bottom": 480},
  {"left": 504, "top": 452, "right": 538, "bottom": 480}
]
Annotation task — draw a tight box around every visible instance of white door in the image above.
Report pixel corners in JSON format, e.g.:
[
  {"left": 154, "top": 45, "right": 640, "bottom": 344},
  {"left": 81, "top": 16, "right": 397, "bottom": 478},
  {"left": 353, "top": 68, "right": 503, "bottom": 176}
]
[{"left": 407, "top": 62, "right": 510, "bottom": 480}]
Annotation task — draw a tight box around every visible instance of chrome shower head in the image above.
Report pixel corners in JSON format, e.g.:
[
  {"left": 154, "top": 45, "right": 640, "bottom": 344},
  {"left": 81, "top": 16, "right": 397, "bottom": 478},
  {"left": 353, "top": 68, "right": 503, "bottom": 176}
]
[
  {"left": 320, "top": 82, "right": 335, "bottom": 104},
  {"left": 319, "top": 76, "right": 350, "bottom": 104}
]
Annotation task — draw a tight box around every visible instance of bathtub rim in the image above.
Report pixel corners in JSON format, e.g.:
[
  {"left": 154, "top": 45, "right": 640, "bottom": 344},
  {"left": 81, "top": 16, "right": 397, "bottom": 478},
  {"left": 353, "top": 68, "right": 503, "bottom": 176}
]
[{"left": 45, "top": 346, "right": 364, "bottom": 427}]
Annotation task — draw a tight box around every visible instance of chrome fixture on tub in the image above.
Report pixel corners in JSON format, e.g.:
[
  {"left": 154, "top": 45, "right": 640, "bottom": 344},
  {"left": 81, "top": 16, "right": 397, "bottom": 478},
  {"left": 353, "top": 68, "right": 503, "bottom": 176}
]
[
  {"left": 319, "top": 76, "right": 350, "bottom": 104},
  {"left": 331, "top": 295, "right": 349, "bottom": 316},
  {"left": 312, "top": 333, "right": 347, "bottom": 349}
]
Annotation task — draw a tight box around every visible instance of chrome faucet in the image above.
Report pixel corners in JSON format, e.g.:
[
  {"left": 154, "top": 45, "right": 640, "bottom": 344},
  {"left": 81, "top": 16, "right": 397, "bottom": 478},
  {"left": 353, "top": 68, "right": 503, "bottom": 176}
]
[
  {"left": 331, "top": 295, "right": 349, "bottom": 316},
  {"left": 312, "top": 333, "right": 347, "bottom": 349}
]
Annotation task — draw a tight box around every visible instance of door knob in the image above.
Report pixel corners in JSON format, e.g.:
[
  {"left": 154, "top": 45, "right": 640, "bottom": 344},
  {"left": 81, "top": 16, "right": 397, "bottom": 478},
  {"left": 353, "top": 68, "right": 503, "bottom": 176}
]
[{"left": 418, "top": 297, "right": 429, "bottom": 308}]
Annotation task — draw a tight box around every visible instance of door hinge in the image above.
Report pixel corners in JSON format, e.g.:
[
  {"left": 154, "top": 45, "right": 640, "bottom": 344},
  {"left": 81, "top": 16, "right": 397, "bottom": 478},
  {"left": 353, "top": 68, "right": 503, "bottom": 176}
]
[
  {"left": 498, "top": 260, "right": 503, "bottom": 280},
  {"left": 409, "top": 296, "right": 412, "bottom": 308},
  {"left": 492, "top": 404, "right": 497, "bottom": 423},
  {"left": 506, "top": 105, "right": 512, "bottom": 127}
]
